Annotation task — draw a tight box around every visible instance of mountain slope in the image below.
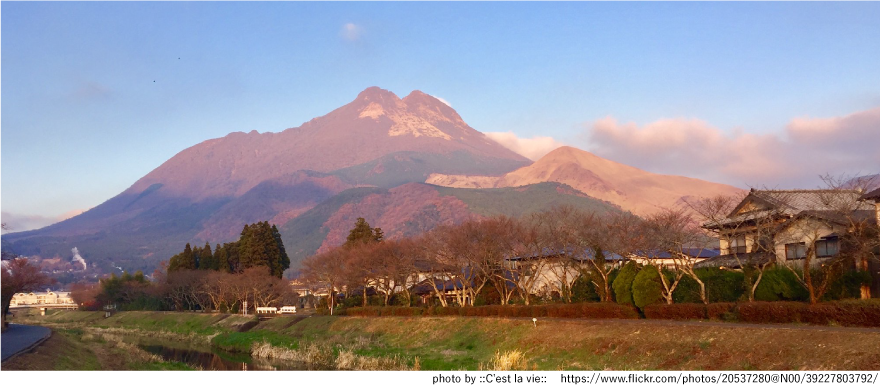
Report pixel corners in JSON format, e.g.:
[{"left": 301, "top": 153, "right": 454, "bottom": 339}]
[
  {"left": 1, "top": 87, "right": 531, "bottom": 274},
  {"left": 125, "top": 87, "right": 529, "bottom": 200},
  {"left": 281, "top": 182, "right": 621, "bottom": 267},
  {"left": 427, "top": 146, "right": 744, "bottom": 216}
]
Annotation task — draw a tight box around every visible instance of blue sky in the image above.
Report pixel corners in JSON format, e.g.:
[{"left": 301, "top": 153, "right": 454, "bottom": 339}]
[{"left": 3, "top": 2, "right": 880, "bottom": 229}]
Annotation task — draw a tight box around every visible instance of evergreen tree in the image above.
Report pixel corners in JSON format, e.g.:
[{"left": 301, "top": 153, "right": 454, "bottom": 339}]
[
  {"left": 344, "top": 218, "right": 383, "bottom": 247},
  {"left": 167, "top": 253, "right": 182, "bottom": 272},
  {"left": 163, "top": 221, "right": 288, "bottom": 278},
  {"left": 225, "top": 242, "right": 241, "bottom": 273},
  {"left": 215, "top": 244, "right": 230, "bottom": 273},
  {"left": 180, "top": 243, "right": 197, "bottom": 270},
  {"left": 199, "top": 242, "right": 216, "bottom": 270},
  {"left": 613, "top": 262, "right": 641, "bottom": 306},
  {"left": 272, "top": 224, "right": 290, "bottom": 277}
]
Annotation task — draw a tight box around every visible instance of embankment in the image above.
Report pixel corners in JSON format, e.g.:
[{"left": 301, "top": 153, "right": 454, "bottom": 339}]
[{"left": 13, "top": 310, "right": 880, "bottom": 370}]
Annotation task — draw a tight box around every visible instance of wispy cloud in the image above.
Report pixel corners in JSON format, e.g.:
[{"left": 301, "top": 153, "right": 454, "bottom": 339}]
[
  {"left": 340, "top": 23, "right": 362, "bottom": 41},
  {"left": 582, "top": 107, "right": 880, "bottom": 188},
  {"left": 432, "top": 96, "right": 452, "bottom": 108},
  {"left": 485, "top": 131, "right": 566, "bottom": 161}
]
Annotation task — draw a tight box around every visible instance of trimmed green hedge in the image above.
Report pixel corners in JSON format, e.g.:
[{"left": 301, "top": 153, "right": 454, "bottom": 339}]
[
  {"left": 345, "top": 303, "right": 639, "bottom": 319},
  {"left": 344, "top": 300, "right": 880, "bottom": 327}
]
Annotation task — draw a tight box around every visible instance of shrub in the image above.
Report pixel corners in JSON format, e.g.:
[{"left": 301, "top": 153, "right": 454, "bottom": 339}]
[
  {"left": 706, "top": 302, "right": 737, "bottom": 320},
  {"left": 754, "top": 267, "right": 809, "bottom": 302},
  {"left": 388, "top": 307, "right": 423, "bottom": 317},
  {"left": 736, "top": 300, "right": 880, "bottom": 327},
  {"left": 346, "top": 307, "right": 381, "bottom": 317},
  {"left": 579, "top": 303, "right": 640, "bottom": 319},
  {"left": 701, "top": 269, "right": 745, "bottom": 302},
  {"left": 643, "top": 303, "right": 706, "bottom": 320},
  {"left": 823, "top": 270, "right": 872, "bottom": 301},
  {"left": 632, "top": 265, "right": 664, "bottom": 310},
  {"left": 672, "top": 274, "right": 703, "bottom": 304},
  {"left": 673, "top": 269, "right": 745, "bottom": 304},
  {"left": 613, "top": 262, "right": 641, "bottom": 306},
  {"left": 571, "top": 275, "right": 601, "bottom": 303},
  {"left": 737, "top": 301, "right": 808, "bottom": 324}
]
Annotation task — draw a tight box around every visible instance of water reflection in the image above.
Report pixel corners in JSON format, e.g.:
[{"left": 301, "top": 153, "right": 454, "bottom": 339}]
[{"left": 140, "top": 345, "right": 310, "bottom": 371}]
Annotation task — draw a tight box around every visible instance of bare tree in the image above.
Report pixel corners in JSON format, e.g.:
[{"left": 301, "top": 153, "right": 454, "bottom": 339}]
[
  {"left": 243, "top": 267, "right": 291, "bottom": 308},
  {"left": 428, "top": 223, "right": 486, "bottom": 306},
  {"left": 164, "top": 270, "right": 204, "bottom": 311},
  {"left": 819, "top": 174, "right": 880, "bottom": 299},
  {"left": 513, "top": 214, "right": 554, "bottom": 305},
  {"left": 480, "top": 216, "right": 523, "bottom": 306},
  {"left": 641, "top": 208, "right": 708, "bottom": 304},
  {"left": 301, "top": 247, "right": 348, "bottom": 315},
  {"left": 2, "top": 257, "right": 54, "bottom": 329},
  {"left": 688, "top": 191, "right": 783, "bottom": 302},
  {"left": 574, "top": 211, "right": 617, "bottom": 302},
  {"left": 532, "top": 206, "right": 582, "bottom": 303},
  {"left": 418, "top": 232, "right": 454, "bottom": 307},
  {"left": 774, "top": 175, "right": 878, "bottom": 303}
]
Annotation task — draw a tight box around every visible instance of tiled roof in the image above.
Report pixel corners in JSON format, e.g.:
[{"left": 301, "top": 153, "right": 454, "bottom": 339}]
[
  {"left": 862, "top": 187, "right": 880, "bottom": 201},
  {"left": 506, "top": 247, "right": 626, "bottom": 262},
  {"left": 640, "top": 248, "right": 721, "bottom": 259},
  {"left": 694, "top": 252, "right": 774, "bottom": 269},
  {"left": 750, "top": 189, "right": 872, "bottom": 214},
  {"left": 707, "top": 189, "right": 873, "bottom": 228}
]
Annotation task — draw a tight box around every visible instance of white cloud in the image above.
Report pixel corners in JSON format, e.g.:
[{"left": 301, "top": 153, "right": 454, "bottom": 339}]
[
  {"left": 340, "top": 23, "right": 361, "bottom": 41},
  {"left": 485, "top": 131, "right": 566, "bottom": 161},
  {"left": 582, "top": 106, "right": 880, "bottom": 188},
  {"left": 432, "top": 96, "right": 452, "bottom": 108}
]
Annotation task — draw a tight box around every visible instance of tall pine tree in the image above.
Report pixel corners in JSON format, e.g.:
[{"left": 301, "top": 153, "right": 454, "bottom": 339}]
[{"left": 344, "top": 218, "right": 383, "bottom": 248}]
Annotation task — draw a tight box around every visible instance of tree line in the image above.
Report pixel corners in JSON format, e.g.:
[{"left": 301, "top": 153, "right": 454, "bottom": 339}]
[
  {"left": 302, "top": 200, "right": 877, "bottom": 314},
  {"left": 70, "top": 221, "right": 297, "bottom": 313},
  {"left": 167, "top": 221, "right": 290, "bottom": 278}
]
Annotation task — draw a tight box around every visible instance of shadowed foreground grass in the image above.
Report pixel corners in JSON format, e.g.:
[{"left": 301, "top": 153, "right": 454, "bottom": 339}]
[{"left": 8, "top": 310, "right": 880, "bottom": 370}]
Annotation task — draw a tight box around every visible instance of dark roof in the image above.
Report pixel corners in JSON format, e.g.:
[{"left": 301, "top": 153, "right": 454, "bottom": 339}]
[
  {"left": 411, "top": 278, "right": 467, "bottom": 295},
  {"left": 862, "top": 187, "right": 880, "bottom": 201},
  {"left": 507, "top": 247, "right": 626, "bottom": 262},
  {"left": 637, "top": 248, "right": 721, "bottom": 259},
  {"left": 694, "top": 252, "right": 774, "bottom": 269},
  {"left": 707, "top": 189, "right": 874, "bottom": 228},
  {"left": 793, "top": 209, "right": 876, "bottom": 225}
]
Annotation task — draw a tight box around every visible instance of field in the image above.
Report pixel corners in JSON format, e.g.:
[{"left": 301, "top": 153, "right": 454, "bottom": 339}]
[{"left": 5, "top": 309, "right": 880, "bottom": 370}]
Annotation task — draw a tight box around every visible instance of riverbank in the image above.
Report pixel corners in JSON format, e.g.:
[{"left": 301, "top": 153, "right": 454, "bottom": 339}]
[{"left": 7, "top": 309, "right": 880, "bottom": 370}]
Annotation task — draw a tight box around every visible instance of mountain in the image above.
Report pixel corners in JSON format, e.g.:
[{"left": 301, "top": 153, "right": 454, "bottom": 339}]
[
  {"left": 1, "top": 87, "right": 531, "bottom": 273},
  {"left": 279, "top": 182, "right": 621, "bottom": 265},
  {"left": 426, "top": 146, "right": 744, "bottom": 216}
]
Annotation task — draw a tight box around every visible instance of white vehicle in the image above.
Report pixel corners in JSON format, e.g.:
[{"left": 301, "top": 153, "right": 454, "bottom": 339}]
[{"left": 256, "top": 307, "right": 278, "bottom": 314}]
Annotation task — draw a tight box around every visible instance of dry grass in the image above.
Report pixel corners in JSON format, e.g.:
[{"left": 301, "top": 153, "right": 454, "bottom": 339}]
[
  {"left": 482, "top": 350, "right": 530, "bottom": 370},
  {"left": 250, "top": 340, "right": 417, "bottom": 370}
]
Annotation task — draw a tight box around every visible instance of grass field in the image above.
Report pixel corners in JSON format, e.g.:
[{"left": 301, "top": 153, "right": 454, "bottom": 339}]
[{"left": 6, "top": 310, "right": 880, "bottom": 370}]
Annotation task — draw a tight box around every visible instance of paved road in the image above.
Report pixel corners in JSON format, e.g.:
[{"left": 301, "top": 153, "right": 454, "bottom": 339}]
[{"left": 1, "top": 324, "right": 51, "bottom": 362}]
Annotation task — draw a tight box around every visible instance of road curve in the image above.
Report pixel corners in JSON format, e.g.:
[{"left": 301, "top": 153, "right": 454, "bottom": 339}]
[{"left": 1, "top": 324, "right": 52, "bottom": 362}]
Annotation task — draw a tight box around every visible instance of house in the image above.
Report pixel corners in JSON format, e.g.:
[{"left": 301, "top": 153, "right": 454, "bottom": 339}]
[
  {"left": 410, "top": 277, "right": 470, "bottom": 306},
  {"left": 700, "top": 189, "right": 875, "bottom": 269},
  {"left": 505, "top": 248, "right": 626, "bottom": 299},
  {"left": 630, "top": 248, "right": 720, "bottom": 269},
  {"left": 862, "top": 187, "right": 880, "bottom": 227},
  {"left": 10, "top": 290, "right": 76, "bottom": 307}
]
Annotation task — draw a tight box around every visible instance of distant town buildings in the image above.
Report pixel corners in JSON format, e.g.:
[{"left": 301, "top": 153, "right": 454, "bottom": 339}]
[{"left": 10, "top": 290, "right": 76, "bottom": 307}]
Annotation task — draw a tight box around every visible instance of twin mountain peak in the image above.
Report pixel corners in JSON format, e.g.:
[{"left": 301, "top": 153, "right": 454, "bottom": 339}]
[{"left": 4, "top": 87, "right": 741, "bottom": 272}]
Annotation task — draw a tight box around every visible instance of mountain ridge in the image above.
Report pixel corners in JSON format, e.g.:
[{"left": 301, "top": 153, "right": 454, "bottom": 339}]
[{"left": 426, "top": 145, "right": 744, "bottom": 216}]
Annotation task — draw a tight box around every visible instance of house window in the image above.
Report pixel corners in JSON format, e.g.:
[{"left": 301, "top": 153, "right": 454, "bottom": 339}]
[
  {"left": 729, "top": 235, "right": 747, "bottom": 255},
  {"left": 815, "top": 238, "right": 839, "bottom": 257},
  {"left": 785, "top": 243, "right": 806, "bottom": 260}
]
